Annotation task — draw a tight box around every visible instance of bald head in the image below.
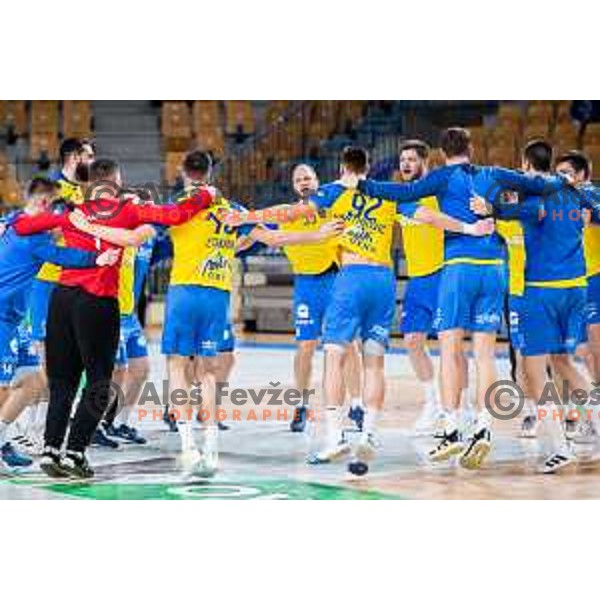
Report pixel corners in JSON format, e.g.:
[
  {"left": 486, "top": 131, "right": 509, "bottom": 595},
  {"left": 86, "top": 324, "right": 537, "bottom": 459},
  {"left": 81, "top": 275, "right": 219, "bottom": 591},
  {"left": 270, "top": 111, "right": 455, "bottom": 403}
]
[{"left": 292, "top": 164, "right": 319, "bottom": 200}]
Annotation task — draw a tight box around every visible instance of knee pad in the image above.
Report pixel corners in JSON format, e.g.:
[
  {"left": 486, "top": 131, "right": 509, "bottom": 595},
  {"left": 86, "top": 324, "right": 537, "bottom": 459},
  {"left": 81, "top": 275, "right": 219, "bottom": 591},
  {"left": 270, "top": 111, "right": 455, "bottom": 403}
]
[{"left": 363, "top": 339, "right": 385, "bottom": 357}]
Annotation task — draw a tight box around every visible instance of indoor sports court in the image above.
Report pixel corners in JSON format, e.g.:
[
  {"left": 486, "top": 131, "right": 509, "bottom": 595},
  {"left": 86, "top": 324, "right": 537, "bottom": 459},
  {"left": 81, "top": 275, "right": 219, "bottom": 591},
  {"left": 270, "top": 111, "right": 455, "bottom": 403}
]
[{"left": 2, "top": 336, "right": 599, "bottom": 500}]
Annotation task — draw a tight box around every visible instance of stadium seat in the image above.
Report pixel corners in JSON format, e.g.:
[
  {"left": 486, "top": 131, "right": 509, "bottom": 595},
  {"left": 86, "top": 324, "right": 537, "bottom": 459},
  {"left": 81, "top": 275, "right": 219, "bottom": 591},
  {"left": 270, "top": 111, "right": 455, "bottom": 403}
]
[
  {"left": 522, "top": 123, "right": 551, "bottom": 142},
  {"left": 4, "top": 101, "right": 27, "bottom": 136},
  {"left": 62, "top": 100, "right": 92, "bottom": 138},
  {"left": 555, "top": 101, "right": 572, "bottom": 124},
  {"left": 583, "top": 123, "right": 600, "bottom": 145},
  {"left": 497, "top": 103, "right": 524, "bottom": 128},
  {"left": 428, "top": 148, "right": 445, "bottom": 168},
  {"left": 30, "top": 132, "right": 59, "bottom": 162},
  {"left": 225, "top": 101, "right": 255, "bottom": 135},
  {"left": 31, "top": 100, "right": 59, "bottom": 134},
  {"left": 552, "top": 121, "right": 580, "bottom": 149},
  {"left": 192, "top": 101, "right": 221, "bottom": 132},
  {"left": 164, "top": 151, "right": 187, "bottom": 186},
  {"left": 527, "top": 101, "right": 554, "bottom": 124},
  {"left": 0, "top": 177, "right": 22, "bottom": 207},
  {"left": 487, "top": 145, "right": 516, "bottom": 168}
]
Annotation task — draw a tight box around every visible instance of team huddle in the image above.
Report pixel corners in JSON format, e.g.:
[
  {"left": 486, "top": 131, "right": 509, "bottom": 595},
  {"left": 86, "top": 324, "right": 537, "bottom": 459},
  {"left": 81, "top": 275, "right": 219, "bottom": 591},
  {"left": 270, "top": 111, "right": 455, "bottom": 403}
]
[{"left": 0, "top": 126, "right": 598, "bottom": 479}]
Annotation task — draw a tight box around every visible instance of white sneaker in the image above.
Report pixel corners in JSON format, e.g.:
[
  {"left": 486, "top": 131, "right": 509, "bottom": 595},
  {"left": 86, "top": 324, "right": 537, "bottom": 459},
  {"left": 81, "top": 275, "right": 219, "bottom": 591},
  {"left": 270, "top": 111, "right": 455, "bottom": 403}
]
[
  {"left": 572, "top": 421, "right": 597, "bottom": 444},
  {"left": 194, "top": 427, "right": 218, "bottom": 478},
  {"left": 11, "top": 433, "right": 43, "bottom": 457},
  {"left": 307, "top": 437, "right": 351, "bottom": 465},
  {"left": 540, "top": 451, "right": 575, "bottom": 474},
  {"left": 414, "top": 402, "right": 439, "bottom": 436},
  {"left": 178, "top": 448, "right": 203, "bottom": 476},
  {"left": 354, "top": 432, "right": 377, "bottom": 464}
]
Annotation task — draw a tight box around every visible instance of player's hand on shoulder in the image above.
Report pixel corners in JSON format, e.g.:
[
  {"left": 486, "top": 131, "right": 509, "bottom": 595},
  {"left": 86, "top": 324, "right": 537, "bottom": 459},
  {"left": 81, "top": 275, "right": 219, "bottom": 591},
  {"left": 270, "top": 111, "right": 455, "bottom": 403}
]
[
  {"left": 69, "top": 208, "right": 93, "bottom": 232},
  {"left": 318, "top": 219, "right": 345, "bottom": 240},
  {"left": 470, "top": 195, "right": 492, "bottom": 216},
  {"left": 96, "top": 248, "right": 121, "bottom": 266},
  {"left": 338, "top": 173, "right": 359, "bottom": 189}
]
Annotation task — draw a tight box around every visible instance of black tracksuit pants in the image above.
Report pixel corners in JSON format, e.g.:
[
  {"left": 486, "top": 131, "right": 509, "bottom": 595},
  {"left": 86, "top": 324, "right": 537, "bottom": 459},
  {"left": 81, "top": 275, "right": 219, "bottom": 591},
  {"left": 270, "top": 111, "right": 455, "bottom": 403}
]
[{"left": 44, "top": 285, "right": 120, "bottom": 453}]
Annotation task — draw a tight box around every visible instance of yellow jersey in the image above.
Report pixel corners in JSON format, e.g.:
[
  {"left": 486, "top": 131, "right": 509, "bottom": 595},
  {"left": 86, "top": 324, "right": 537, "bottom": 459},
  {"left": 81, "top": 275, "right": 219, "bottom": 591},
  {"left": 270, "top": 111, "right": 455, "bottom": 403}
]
[
  {"left": 169, "top": 196, "right": 240, "bottom": 291},
  {"left": 496, "top": 220, "right": 526, "bottom": 296},
  {"left": 118, "top": 246, "right": 137, "bottom": 316},
  {"left": 36, "top": 173, "right": 84, "bottom": 282},
  {"left": 396, "top": 196, "right": 443, "bottom": 278},
  {"left": 312, "top": 184, "right": 411, "bottom": 266},
  {"left": 585, "top": 225, "right": 600, "bottom": 277},
  {"left": 279, "top": 209, "right": 338, "bottom": 275}
]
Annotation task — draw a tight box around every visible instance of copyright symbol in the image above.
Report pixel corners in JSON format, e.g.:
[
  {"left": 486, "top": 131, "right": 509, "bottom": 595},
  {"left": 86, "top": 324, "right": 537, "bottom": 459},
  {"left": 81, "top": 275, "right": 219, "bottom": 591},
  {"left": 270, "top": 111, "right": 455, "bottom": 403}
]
[
  {"left": 85, "top": 180, "right": 126, "bottom": 220},
  {"left": 484, "top": 380, "right": 525, "bottom": 421},
  {"left": 84, "top": 380, "right": 125, "bottom": 420}
]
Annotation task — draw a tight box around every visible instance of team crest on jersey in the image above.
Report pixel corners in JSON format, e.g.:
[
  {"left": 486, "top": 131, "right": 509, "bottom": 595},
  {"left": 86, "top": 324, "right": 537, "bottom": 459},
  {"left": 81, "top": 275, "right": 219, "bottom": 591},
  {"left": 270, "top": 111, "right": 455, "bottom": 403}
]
[{"left": 296, "top": 303, "right": 310, "bottom": 319}]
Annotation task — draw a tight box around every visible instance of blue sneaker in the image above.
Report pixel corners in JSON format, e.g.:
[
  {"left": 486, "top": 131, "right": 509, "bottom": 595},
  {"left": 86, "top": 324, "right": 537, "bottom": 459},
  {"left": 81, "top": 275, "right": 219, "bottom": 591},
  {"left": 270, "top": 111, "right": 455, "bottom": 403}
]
[
  {"left": 107, "top": 423, "right": 147, "bottom": 445},
  {"left": 348, "top": 405, "right": 365, "bottom": 431},
  {"left": 1, "top": 441, "right": 33, "bottom": 468},
  {"left": 290, "top": 405, "right": 308, "bottom": 432},
  {"left": 91, "top": 424, "right": 120, "bottom": 449}
]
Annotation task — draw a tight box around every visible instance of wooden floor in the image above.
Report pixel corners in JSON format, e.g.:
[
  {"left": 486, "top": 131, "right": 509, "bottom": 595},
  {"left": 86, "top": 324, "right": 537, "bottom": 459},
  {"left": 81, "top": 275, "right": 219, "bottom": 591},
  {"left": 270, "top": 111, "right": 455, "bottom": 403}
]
[{"left": 2, "top": 334, "right": 599, "bottom": 500}]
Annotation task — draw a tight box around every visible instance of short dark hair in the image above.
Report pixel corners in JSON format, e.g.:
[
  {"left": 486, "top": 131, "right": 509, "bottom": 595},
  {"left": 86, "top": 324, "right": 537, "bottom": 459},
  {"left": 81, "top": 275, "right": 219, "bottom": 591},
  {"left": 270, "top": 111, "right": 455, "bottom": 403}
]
[
  {"left": 400, "top": 139, "right": 430, "bottom": 160},
  {"left": 59, "top": 138, "right": 84, "bottom": 165},
  {"left": 555, "top": 150, "right": 591, "bottom": 180},
  {"left": 440, "top": 127, "right": 471, "bottom": 158},
  {"left": 89, "top": 158, "right": 120, "bottom": 182},
  {"left": 183, "top": 151, "right": 212, "bottom": 180},
  {"left": 341, "top": 146, "right": 369, "bottom": 174},
  {"left": 523, "top": 139, "right": 553, "bottom": 172},
  {"left": 27, "top": 177, "right": 59, "bottom": 197}
]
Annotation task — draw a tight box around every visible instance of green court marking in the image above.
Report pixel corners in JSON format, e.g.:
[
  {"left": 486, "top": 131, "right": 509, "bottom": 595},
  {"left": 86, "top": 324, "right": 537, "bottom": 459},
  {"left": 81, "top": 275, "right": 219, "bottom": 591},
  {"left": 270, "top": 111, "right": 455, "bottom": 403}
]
[{"left": 39, "top": 479, "right": 402, "bottom": 500}]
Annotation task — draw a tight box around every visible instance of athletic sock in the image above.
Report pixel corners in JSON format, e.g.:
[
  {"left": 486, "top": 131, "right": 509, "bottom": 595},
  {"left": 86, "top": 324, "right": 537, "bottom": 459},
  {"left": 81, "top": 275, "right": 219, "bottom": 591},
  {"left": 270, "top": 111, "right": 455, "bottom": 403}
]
[
  {"left": 422, "top": 380, "right": 439, "bottom": 408},
  {"left": 476, "top": 408, "right": 493, "bottom": 431},
  {"left": 350, "top": 397, "right": 364, "bottom": 409},
  {"left": 35, "top": 402, "right": 48, "bottom": 435},
  {"left": 441, "top": 410, "right": 458, "bottom": 434},
  {"left": 324, "top": 406, "right": 343, "bottom": 447},
  {"left": 0, "top": 420, "right": 10, "bottom": 446},
  {"left": 177, "top": 419, "right": 196, "bottom": 452},
  {"left": 363, "top": 408, "right": 382, "bottom": 435},
  {"left": 118, "top": 405, "right": 132, "bottom": 427}
]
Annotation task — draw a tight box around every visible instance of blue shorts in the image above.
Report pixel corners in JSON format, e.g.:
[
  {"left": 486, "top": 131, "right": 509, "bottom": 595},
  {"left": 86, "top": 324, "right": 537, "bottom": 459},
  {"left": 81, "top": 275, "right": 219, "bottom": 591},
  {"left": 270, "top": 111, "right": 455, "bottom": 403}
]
[
  {"left": 0, "top": 320, "right": 41, "bottom": 385},
  {"left": 29, "top": 279, "right": 56, "bottom": 341},
  {"left": 434, "top": 263, "right": 506, "bottom": 333},
  {"left": 507, "top": 294, "right": 525, "bottom": 351},
  {"left": 587, "top": 273, "right": 600, "bottom": 325},
  {"left": 293, "top": 268, "right": 337, "bottom": 341},
  {"left": 161, "top": 285, "right": 229, "bottom": 357},
  {"left": 115, "top": 314, "right": 149, "bottom": 367},
  {"left": 218, "top": 320, "right": 235, "bottom": 353},
  {"left": 521, "top": 286, "right": 587, "bottom": 356},
  {"left": 322, "top": 264, "right": 396, "bottom": 348},
  {"left": 400, "top": 270, "right": 440, "bottom": 335}
]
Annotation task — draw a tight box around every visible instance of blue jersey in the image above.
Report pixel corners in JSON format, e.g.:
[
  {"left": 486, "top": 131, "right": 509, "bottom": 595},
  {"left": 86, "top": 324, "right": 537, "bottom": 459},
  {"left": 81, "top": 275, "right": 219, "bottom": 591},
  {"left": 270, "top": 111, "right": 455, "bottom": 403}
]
[
  {"left": 0, "top": 224, "right": 97, "bottom": 324},
  {"left": 359, "top": 164, "right": 568, "bottom": 263},
  {"left": 133, "top": 236, "right": 155, "bottom": 305}
]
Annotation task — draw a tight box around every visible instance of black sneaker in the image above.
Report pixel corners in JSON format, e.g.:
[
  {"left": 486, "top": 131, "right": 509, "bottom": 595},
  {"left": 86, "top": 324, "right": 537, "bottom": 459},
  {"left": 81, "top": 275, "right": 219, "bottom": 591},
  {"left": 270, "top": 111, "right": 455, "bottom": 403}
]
[
  {"left": 290, "top": 405, "right": 308, "bottom": 433},
  {"left": 429, "top": 429, "right": 464, "bottom": 462},
  {"left": 39, "top": 447, "right": 69, "bottom": 479},
  {"left": 91, "top": 423, "right": 120, "bottom": 449},
  {"left": 460, "top": 427, "right": 492, "bottom": 470},
  {"left": 61, "top": 451, "right": 94, "bottom": 479}
]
